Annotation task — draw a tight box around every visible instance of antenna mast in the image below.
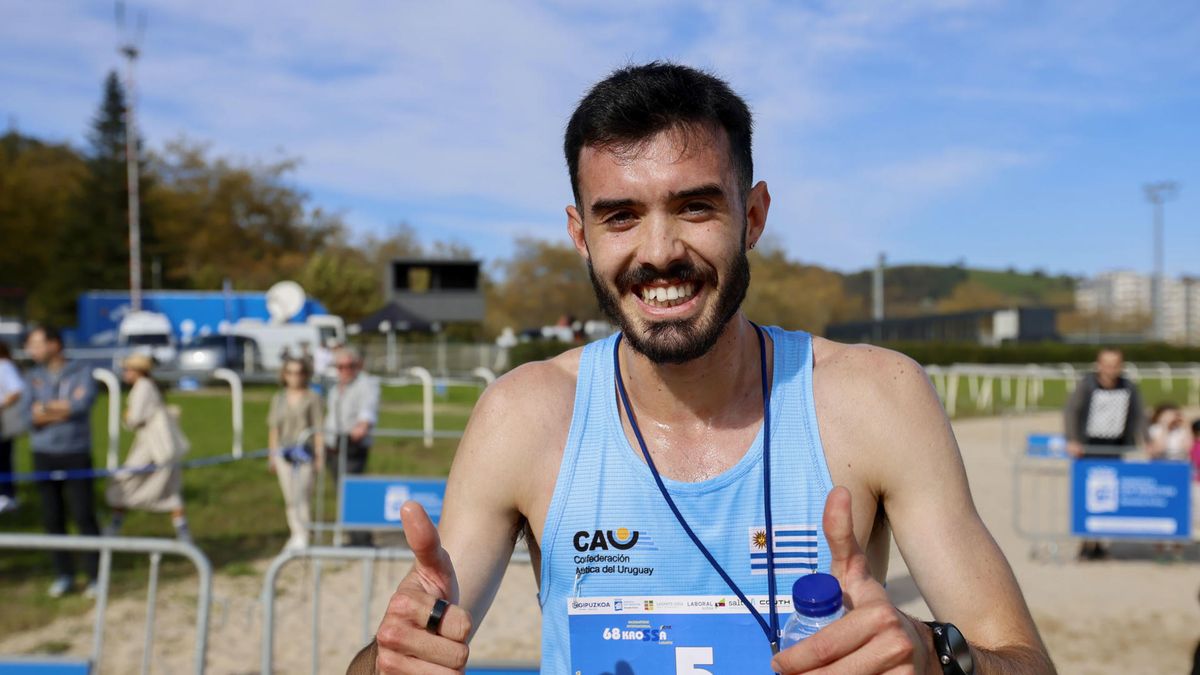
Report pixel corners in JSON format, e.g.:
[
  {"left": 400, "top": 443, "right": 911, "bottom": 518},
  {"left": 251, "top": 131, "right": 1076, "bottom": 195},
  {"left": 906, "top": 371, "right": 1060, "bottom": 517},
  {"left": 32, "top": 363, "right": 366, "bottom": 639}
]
[{"left": 117, "top": 2, "right": 146, "bottom": 311}]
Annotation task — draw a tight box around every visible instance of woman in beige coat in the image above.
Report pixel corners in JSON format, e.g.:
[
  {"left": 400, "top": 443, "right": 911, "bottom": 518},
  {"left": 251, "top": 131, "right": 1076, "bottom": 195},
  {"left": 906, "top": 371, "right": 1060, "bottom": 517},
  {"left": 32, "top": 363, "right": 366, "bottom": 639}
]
[
  {"left": 105, "top": 354, "right": 191, "bottom": 541},
  {"left": 268, "top": 356, "right": 325, "bottom": 549}
]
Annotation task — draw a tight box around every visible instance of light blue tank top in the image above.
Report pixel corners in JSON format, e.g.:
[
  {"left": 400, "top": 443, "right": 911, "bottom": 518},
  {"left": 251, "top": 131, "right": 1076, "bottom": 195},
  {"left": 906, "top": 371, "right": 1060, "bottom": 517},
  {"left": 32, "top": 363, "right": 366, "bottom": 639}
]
[{"left": 538, "top": 326, "right": 835, "bottom": 673}]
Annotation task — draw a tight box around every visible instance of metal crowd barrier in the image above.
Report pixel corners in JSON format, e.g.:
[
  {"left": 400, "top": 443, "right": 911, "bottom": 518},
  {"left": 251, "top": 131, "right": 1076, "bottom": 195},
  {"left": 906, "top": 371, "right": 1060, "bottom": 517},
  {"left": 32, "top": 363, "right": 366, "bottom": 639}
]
[
  {"left": 0, "top": 534, "right": 212, "bottom": 674},
  {"left": 1011, "top": 453, "right": 1073, "bottom": 561},
  {"left": 259, "top": 545, "right": 535, "bottom": 675}
]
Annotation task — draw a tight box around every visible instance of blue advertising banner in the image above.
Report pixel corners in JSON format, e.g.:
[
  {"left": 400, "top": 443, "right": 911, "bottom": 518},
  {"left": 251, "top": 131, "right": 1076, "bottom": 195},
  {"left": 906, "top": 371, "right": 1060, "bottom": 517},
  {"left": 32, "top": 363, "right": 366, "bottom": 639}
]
[
  {"left": 568, "top": 595, "right": 785, "bottom": 674},
  {"left": 1026, "top": 433, "right": 1068, "bottom": 458},
  {"left": 340, "top": 476, "right": 446, "bottom": 528},
  {"left": 1071, "top": 460, "right": 1191, "bottom": 540}
]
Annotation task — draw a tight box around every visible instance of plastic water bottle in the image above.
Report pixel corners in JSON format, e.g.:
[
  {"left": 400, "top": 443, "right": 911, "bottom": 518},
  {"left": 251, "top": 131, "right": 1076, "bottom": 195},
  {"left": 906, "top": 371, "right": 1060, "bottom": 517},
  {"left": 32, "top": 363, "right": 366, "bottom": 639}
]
[{"left": 779, "top": 572, "right": 845, "bottom": 650}]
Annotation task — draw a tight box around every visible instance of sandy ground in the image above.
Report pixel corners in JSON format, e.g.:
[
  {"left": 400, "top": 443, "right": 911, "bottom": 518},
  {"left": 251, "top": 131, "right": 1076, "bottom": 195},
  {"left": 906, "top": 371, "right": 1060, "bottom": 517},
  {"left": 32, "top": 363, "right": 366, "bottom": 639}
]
[{"left": 2, "top": 410, "right": 1198, "bottom": 674}]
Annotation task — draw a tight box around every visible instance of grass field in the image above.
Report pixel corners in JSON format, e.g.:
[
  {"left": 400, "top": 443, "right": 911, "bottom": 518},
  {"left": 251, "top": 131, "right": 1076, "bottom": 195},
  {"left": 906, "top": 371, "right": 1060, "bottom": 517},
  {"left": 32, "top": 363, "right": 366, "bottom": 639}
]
[
  {"left": 0, "top": 380, "right": 483, "bottom": 637},
  {"left": 935, "top": 372, "right": 1197, "bottom": 417}
]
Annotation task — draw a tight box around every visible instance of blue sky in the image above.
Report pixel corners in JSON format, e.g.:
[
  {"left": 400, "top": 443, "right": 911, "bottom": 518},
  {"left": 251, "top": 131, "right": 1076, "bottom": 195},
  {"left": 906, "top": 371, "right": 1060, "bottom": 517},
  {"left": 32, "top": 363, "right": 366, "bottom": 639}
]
[{"left": 3, "top": 1, "right": 1198, "bottom": 278}]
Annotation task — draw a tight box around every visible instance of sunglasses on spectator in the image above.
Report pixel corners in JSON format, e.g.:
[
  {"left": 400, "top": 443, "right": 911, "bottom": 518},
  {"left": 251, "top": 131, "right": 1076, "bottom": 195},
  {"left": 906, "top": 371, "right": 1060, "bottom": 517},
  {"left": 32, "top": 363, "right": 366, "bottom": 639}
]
[{"left": 336, "top": 362, "right": 355, "bottom": 370}]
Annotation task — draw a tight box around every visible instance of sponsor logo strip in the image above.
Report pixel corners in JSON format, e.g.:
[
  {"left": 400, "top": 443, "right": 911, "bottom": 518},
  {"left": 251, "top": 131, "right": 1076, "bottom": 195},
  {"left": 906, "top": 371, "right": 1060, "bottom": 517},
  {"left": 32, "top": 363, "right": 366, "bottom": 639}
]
[{"left": 569, "top": 595, "right": 795, "bottom": 615}]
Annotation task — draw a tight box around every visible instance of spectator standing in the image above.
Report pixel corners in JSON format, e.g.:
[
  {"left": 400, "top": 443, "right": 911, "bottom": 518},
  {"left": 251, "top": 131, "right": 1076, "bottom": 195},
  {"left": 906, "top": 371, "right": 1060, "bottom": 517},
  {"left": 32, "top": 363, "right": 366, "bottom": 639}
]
[
  {"left": 24, "top": 327, "right": 100, "bottom": 597},
  {"left": 1065, "top": 347, "right": 1147, "bottom": 457},
  {"left": 1147, "top": 402, "right": 1192, "bottom": 462},
  {"left": 1064, "top": 346, "right": 1147, "bottom": 560},
  {"left": 0, "top": 342, "right": 26, "bottom": 514},
  {"left": 1146, "top": 403, "right": 1192, "bottom": 559},
  {"left": 325, "top": 346, "right": 378, "bottom": 546},
  {"left": 268, "top": 356, "right": 325, "bottom": 550},
  {"left": 104, "top": 354, "right": 191, "bottom": 541}
]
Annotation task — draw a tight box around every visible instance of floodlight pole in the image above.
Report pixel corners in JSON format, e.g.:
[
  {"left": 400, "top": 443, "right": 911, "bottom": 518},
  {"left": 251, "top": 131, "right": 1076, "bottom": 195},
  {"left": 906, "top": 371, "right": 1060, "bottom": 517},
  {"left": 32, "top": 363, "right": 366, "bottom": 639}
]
[
  {"left": 122, "top": 40, "right": 142, "bottom": 312},
  {"left": 1145, "top": 181, "right": 1179, "bottom": 342}
]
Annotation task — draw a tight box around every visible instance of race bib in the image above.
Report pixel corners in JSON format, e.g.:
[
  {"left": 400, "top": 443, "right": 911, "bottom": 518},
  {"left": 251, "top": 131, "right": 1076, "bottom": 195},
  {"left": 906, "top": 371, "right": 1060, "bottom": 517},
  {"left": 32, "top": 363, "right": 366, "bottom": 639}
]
[{"left": 568, "top": 594, "right": 790, "bottom": 674}]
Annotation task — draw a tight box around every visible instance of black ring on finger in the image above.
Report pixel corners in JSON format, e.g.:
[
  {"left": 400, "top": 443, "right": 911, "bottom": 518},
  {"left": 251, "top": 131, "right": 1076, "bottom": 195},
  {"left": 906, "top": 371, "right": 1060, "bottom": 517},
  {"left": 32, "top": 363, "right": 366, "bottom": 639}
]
[{"left": 426, "top": 598, "right": 449, "bottom": 634}]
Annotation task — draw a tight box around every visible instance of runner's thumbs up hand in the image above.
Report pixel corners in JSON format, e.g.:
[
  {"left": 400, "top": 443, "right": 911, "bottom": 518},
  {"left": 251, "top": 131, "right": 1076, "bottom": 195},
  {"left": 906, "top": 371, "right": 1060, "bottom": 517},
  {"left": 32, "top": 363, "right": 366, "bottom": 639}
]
[
  {"left": 373, "top": 500, "right": 472, "bottom": 674},
  {"left": 771, "top": 486, "right": 933, "bottom": 674}
]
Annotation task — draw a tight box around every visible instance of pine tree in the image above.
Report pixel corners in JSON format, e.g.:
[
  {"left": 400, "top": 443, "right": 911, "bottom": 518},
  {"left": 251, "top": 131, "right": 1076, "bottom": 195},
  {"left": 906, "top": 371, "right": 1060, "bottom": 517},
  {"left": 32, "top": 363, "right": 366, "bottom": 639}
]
[{"left": 43, "top": 71, "right": 154, "bottom": 325}]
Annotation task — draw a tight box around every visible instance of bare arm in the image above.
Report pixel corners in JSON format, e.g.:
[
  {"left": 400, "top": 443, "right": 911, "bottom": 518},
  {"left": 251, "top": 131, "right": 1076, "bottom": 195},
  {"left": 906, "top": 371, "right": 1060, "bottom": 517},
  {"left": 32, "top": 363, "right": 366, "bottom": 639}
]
[
  {"left": 784, "top": 342, "right": 1053, "bottom": 675},
  {"left": 370, "top": 357, "right": 575, "bottom": 673},
  {"left": 267, "top": 427, "right": 279, "bottom": 471},
  {"left": 866, "top": 351, "right": 1053, "bottom": 672},
  {"left": 437, "top": 359, "right": 571, "bottom": 627}
]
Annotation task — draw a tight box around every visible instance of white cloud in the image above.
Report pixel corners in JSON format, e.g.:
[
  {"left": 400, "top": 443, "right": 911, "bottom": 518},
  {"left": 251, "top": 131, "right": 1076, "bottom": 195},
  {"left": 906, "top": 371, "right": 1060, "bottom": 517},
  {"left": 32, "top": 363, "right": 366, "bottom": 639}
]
[{"left": 2, "top": 0, "right": 1196, "bottom": 274}]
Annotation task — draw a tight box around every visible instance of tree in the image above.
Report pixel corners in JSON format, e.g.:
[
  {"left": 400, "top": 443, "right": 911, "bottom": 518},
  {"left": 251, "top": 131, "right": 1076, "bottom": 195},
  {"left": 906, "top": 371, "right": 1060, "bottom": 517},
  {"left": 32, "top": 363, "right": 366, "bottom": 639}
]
[
  {"left": 145, "top": 138, "right": 340, "bottom": 290},
  {"left": 935, "top": 280, "right": 1011, "bottom": 313},
  {"left": 299, "top": 247, "right": 381, "bottom": 321},
  {"left": 40, "top": 71, "right": 142, "bottom": 324},
  {"left": 741, "top": 244, "right": 852, "bottom": 334},
  {"left": 484, "top": 238, "right": 596, "bottom": 336},
  {"left": 0, "top": 131, "right": 88, "bottom": 323}
]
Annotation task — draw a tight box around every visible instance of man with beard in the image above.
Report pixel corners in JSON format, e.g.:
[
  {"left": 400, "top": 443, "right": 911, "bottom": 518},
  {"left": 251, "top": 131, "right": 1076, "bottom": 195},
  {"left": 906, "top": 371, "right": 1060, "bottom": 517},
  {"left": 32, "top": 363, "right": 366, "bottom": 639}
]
[{"left": 353, "top": 63, "right": 1053, "bottom": 675}]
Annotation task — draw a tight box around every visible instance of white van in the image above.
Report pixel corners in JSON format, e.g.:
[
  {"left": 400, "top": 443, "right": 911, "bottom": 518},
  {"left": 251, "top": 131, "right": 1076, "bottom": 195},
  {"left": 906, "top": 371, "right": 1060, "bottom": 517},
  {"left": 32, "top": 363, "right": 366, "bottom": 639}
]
[
  {"left": 117, "top": 311, "right": 176, "bottom": 365},
  {"left": 230, "top": 315, "right": 345, "bottom": 371}
]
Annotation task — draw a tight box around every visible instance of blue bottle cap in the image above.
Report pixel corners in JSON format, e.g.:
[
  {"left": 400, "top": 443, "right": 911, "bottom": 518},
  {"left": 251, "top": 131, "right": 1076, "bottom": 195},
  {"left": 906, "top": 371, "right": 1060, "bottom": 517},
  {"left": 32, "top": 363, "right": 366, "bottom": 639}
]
[{"left": 791, "top": 572, "right": 843, "bottom": 618}]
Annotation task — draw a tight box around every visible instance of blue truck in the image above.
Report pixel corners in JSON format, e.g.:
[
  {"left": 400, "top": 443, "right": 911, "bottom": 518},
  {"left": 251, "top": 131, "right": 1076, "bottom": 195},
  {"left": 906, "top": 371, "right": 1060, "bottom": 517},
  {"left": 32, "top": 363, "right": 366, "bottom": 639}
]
[{"left": 76, "top": 290, "right": 330, "bottom": 346}]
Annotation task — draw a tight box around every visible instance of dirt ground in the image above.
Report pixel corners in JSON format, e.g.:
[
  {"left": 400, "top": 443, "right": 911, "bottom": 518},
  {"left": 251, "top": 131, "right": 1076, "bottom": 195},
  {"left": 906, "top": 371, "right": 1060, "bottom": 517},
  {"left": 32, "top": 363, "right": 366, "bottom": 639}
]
[{"left": 2, "top": 410, "right": 1198, "bottom": 674}]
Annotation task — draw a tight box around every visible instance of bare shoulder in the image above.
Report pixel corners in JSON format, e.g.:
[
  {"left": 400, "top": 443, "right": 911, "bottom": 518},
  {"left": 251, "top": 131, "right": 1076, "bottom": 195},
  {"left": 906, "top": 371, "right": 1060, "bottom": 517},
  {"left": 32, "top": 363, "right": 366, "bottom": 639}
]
[
  {"left": 447, "top": 347, "right": 585, "bottom": 533},
  {"left": 477, "top": 347, "right": 581, "bottom": 422},
  {"left": 810, "top": 337, "right": 952, "bottom": 489},
  {"left": 811, "top": 337, "right": 940, "bottom": 419},
  {"left": 454, "top": 347, "right": 584, "bottom": 465}
]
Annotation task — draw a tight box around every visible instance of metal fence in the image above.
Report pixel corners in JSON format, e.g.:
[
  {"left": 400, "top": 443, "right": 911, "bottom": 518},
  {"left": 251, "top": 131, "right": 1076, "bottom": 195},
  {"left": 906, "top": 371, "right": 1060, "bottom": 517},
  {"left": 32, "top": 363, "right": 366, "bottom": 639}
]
[
  {"left": 358, "top": 342, "right": 510, "bottom": 377},
  {"left": 0, "top": 534, "right": 212, "bottom": 674},
  {"left": 925, "top": 362, "right": 1200, "bottom": 417},
  {"left": 259, "top": 545, "right": 536, "bottom": 675}
]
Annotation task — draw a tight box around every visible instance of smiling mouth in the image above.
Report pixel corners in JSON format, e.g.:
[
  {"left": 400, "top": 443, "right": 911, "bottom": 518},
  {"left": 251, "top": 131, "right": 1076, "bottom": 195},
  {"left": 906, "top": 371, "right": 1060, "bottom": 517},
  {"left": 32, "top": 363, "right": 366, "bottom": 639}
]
[{"left": 634, "top": 281, "right": 700, "bottom": 309}]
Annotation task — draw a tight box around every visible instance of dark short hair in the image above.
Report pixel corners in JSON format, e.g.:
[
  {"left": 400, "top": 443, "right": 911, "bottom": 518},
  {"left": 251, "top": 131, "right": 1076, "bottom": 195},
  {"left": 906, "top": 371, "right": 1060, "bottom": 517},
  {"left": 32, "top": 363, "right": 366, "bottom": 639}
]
[
  {"left": 564, "top": 61, "right": 754, "bottom": 206},
  {"left": 27, "top": 325, "right": 63, "bottom": 347},
  {"left": 1097, "top": 346, "right": 1123, "bottom": 359},
  {"left": 1192, "top": 418, "right": 1200, "bottom": 436}
]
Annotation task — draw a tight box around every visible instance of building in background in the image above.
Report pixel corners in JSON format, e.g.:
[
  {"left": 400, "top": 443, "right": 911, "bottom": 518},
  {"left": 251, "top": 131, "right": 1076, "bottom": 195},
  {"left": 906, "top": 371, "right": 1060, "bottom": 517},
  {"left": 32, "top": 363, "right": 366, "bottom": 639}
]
[
  {"left": 380, "top": 259, "right": 485, "bottom": 328},
  {"left": 1075, "top": 271, "right": 1200, "bottom": 344},
  {"left": 1074, "top": 270, "right": 1150, "bottom": 321},
  {"left": 825, "top": 307, "right": 1058, "bottom": 345}
]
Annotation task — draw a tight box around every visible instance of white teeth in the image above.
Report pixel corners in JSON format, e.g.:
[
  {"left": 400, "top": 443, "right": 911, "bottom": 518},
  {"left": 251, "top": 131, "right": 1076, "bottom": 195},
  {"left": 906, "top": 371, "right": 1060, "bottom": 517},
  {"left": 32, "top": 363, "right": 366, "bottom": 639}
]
[{"left": 640, "top": 283, "right": 698, "bottom": 307}]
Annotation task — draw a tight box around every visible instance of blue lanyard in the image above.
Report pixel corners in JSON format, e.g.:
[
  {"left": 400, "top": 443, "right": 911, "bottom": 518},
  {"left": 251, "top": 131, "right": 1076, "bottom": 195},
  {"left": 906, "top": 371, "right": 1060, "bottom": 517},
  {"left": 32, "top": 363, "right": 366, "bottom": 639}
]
[{"left": 613, "top": 323, "right": 781, "bottom": 654}]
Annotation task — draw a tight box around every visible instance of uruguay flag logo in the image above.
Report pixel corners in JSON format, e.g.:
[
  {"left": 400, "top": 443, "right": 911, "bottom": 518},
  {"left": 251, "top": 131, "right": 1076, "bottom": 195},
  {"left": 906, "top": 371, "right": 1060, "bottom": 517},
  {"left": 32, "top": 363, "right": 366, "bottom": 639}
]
[{"left": 748, "top": 525, "right": 819, "bottom": 575}]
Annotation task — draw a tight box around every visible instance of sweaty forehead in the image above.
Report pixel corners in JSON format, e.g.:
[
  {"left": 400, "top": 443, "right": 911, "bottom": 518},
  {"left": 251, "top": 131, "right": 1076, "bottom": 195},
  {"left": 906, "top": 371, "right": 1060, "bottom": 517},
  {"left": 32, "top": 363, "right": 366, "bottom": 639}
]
[{"left": 575, "top": 124, "right": 735, "bottom": 205}]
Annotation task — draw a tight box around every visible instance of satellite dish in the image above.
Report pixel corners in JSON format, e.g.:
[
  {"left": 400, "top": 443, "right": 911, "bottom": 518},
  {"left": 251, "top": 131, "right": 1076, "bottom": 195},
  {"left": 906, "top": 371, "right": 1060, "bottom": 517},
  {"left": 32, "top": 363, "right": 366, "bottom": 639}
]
[{"left": 266, "top": 281, "right": 306, "bottom": 324}]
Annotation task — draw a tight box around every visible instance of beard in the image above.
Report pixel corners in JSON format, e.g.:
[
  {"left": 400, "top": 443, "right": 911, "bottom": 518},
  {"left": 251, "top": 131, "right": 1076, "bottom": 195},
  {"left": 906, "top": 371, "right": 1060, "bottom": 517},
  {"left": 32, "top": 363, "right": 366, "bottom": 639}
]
[{"left": 589, "top": 248, "right": 750, "bottom": 365}]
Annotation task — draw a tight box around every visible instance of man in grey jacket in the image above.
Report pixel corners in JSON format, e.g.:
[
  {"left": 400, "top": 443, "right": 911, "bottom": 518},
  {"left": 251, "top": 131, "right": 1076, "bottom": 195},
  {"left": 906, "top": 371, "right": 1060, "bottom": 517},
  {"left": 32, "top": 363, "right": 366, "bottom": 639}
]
[
  {"left": 1063, "top": 346, "right": 1146, "bottom": 560},
  {"left": 1064, "top": 347, "right": 1146, "bottom": 457},
  {"left": 24, "top": 326, "right": 101, "bottom": 596},
  {"left": 326, "top": 346, "right": 379, "bottom": 546}
]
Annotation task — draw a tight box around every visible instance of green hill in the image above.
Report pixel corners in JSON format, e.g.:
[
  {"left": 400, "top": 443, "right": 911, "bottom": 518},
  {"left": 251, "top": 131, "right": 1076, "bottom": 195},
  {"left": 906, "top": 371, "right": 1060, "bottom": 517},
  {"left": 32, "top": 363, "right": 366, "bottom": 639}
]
[{"left": 840, "top": 264, "right": 1078, "bottom": 320}]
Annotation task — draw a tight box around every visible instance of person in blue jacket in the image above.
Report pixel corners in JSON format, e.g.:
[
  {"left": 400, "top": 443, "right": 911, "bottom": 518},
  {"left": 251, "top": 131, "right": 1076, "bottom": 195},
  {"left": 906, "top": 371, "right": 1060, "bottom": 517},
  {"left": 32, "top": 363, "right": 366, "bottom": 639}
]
[{"left": 25, "top": 326, "right": 101, "bottom": 597}]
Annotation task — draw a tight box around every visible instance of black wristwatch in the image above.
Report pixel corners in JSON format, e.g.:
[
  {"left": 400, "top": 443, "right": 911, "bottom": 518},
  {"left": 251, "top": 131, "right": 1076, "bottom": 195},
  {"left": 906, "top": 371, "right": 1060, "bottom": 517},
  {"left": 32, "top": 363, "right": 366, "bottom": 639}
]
[{"left": 924, "top": 622, "right": 974, "bottom": 675}]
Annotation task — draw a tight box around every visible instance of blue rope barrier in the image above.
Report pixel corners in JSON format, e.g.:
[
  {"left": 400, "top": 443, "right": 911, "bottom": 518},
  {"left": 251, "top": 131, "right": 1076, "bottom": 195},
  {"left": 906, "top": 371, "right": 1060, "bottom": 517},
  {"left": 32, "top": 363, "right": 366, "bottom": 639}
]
[{"left": 0, "top": 448, "right": 273, "bottom": 484}]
